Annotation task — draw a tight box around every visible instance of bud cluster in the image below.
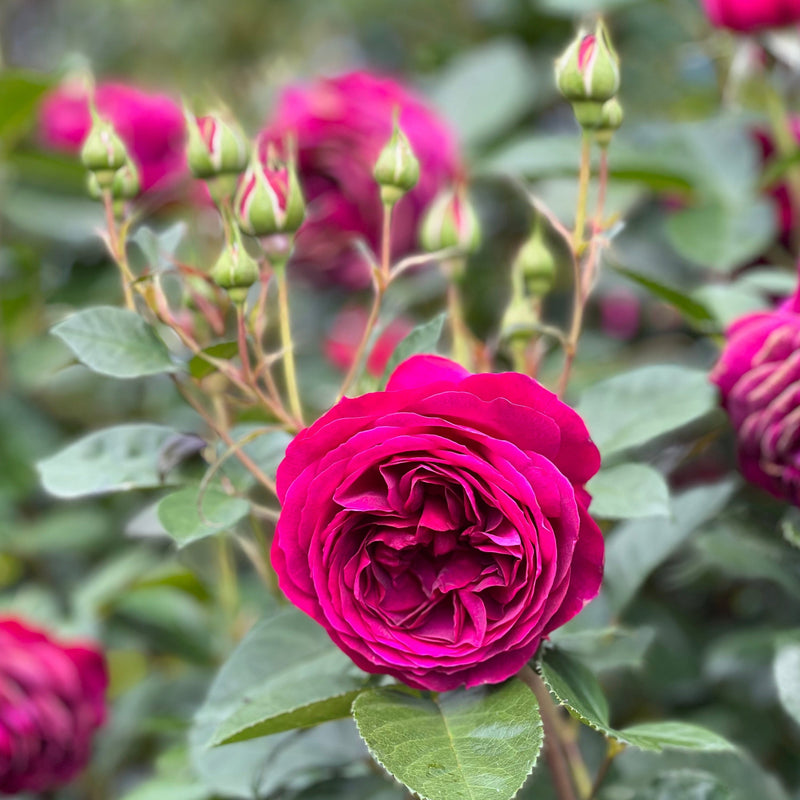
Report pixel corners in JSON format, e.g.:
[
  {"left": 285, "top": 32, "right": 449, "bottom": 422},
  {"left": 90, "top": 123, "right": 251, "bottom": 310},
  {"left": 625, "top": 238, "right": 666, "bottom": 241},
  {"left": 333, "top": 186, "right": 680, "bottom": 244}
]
[
  {"left": 80, "top": 106, "right": 141, "bottom": 201},
  {"left": 555, "top": 19, "right": 624, "bottom": 143}
]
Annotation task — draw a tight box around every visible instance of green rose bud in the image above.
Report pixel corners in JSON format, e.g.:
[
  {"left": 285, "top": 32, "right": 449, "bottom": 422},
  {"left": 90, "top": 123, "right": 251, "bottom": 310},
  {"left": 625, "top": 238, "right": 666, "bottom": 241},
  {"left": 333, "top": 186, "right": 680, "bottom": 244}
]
[
  {"left": 593, "top": 97, "right": 624, "bottom": 148},
  {"left": 373, "top": 112, "right": 420, "bottom": 206},
  {"left": 185, "top": 108, "right": 249, "bottom": 178},
  {"left": 86, "top": 161, "right": 141, "bottom": 201},
  {"left": 515, "top": 220, "right": 558, "bottom": 298},
  {"left": 420, "top": 187, "right": 481, "bottom": 254},
  {"left": 80, "top": 108, "right": 129, "bottom": 178},
  {"left": 210, "top": 226, "right": 260, "bottom": 305}
]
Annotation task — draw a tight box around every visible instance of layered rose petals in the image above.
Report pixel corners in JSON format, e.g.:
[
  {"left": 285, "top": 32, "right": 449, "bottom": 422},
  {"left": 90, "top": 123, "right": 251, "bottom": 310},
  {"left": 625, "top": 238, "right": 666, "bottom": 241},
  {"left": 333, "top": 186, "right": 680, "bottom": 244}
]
[
  {"left": 703, "top": 0, "right": 800, "bottom": 32},
  {"left": 273, "top": 355, "right": 603, "bottom": 690},
  {"left": 0, "top": 618, "right": 108, "bottom": 794}
]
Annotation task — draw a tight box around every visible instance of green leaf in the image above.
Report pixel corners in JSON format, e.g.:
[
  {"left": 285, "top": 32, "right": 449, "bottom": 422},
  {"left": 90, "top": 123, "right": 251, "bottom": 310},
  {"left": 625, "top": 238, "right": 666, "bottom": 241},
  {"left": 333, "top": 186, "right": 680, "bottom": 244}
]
[
  {"left": 157, "top": 486, "right": 250, "bottom": 548},
  {"left": 219, "top": 424, "right": 292, "bottom": 491},
  {"left": 603, "top": 481, "right": 737, "bottom": 614},
  {"left": 587, "top": 463, "right": 670, "bottom": 520},
  {"left": 211, "top": 611, "right": 369, "bottom": 745},
  {"left": 0, "top": 70, "right": 53, "bottom": 144},
  {"left": 53, "top": 306, "right": 176, "bottom": 378},
  {"left": 577, "top": 365, "right": 717, "bottom": 458},
  {"left": 620, "top": 723, "right": 736, "bottom": 753},
  {"left": 352, "top": 681, "right": 542, "bottom": 800},
  {"left": 120, "top": 779, "right": 210, "bottom": 800},
  {"left": 548, "top": 626, "right": 655, "bottom": 673},
  {"left": 665, "top": 201, "right": 777, "bottom": 273},
  {"left": 781, "top": 508, "right": 800, "bottom": 550},
  {"left": 190, "top": 607, "right": 366, "bottom": 799},
  {"left": 693, "top": 285, "right": 769, "bottom": 329},
  {"left": 774, "top": 642, "right": 800, "bottom": 727},
  {"left": 189, "top": 342, "right": 239, "bottom": 380},
  {"left": 630, "top": 769, "right": 731, "bottom": 800},
  {"left": 382, "top": 313, "right": 446, "bottom": 384},
  {"left": 37, "top": 424, "right": 181, "bottom": 498},
  {"left": 132, "top": 223, "right": 188, "bottom": 271}
]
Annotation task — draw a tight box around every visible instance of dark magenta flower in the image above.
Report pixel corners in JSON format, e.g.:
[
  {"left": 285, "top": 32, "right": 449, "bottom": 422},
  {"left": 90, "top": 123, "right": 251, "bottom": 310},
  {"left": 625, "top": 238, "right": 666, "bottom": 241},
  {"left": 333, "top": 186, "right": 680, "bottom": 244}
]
[
  {"left": 702, "top": 0, "right": 800, "bottom": 32},
  {"left": 272, "top": 355, "right": 603, "bottom": 691},
  {"left": 0, "top": 618, "right": 107, "bottom": 794},
  {"left": 259, "top": 71, "right": 462, "bottom": 287}
]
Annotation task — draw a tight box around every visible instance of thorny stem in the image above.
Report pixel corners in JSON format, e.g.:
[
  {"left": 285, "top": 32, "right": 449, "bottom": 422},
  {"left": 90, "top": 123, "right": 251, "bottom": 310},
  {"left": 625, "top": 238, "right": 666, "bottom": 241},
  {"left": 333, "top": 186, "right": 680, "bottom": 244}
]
[
  {"left": 275, "top": 263, "right": 304, "bottom": 427},
  {"left": 518, "top": 665, "right": 578, "bottom": 800}
]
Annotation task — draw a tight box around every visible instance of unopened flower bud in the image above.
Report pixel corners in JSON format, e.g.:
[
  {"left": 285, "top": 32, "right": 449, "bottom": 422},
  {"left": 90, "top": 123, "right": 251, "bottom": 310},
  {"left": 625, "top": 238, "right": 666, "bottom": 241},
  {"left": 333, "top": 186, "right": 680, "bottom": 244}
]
[
  {"left": 500, "top": 296, "right": 539, "bottom": 342},
  {"left": 80, "top": 108, "right": 129, "bottom": 184},
  {"left": 185, "top": 108, "right": 248, "bottom": 178},
  {"left": 235, "top": 149, "right": 305, "bottom": 237},
  {"left": 555, "top": 21, "right": 620, "bottom": 129},
  {"left": 515, "top": 221, "right": 558, "bottom": 297},
  {"left": 374, "top": 113, "right": 420, "bottom": 206},
  {"left": 420, "top": 187, "right": 481, "bottom": 254},
  {"left": 593, "top": 97, "right": 624, "bottom": 148},
  {"left": 86, "top": 160, "right": 141, "bottom": 201},
  {"left": 210, "top": 227, "right": 259, "bottom": 305}
]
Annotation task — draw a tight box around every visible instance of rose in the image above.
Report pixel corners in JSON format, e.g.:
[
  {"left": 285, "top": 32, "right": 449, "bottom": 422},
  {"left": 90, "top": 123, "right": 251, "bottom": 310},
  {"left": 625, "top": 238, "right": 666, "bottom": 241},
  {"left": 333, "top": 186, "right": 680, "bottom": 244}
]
[
  {"left": 272, "top": 354, "right": 603, "bottom": 690},
  {"left": 324, "top": 308, "right": 414, "bottom": 378},
  {"left": 39, "top": 81, "right": 188, "bottom": 195},
  {"left": 702, "top": 0, "right": 800, "bottom": 32},
  {"left": 711, "top": 295, "right": 800, "bottom": 505},
  {"left": 0, "top": 617, "right": 108, "bottom": 794},
  {"left": 259, "top": 71, "right": 462, "bottom": 288}
]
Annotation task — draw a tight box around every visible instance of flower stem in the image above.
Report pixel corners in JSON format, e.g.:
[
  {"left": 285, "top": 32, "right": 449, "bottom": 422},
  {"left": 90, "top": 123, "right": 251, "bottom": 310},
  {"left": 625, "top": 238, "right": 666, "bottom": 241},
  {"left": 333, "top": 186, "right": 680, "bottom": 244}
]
[
  {"left": 381, "top": 201, "right": 394, "bottom": 284},
  {"left": 337, "top": 284, "right": 383, "bottom": 401},
  {"left": 102, "top": 191, "right": 135, "bottom": 310},
  {"left": 274, "top": 262, "right": 304, "bottom": 427},
  {"left": 573, "top": 132, "right": 592, "bottom": 253},
  {"left": 445, "top": 259, "right": 472, "bottom": 368},
  {"left": 518, "top": 665, "right": 577, "bottom": 800}
]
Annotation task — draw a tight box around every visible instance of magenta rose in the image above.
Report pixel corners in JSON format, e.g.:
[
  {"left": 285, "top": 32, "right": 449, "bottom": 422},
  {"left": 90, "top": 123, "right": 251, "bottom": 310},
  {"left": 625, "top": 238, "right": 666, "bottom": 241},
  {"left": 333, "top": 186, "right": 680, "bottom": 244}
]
[
  {"left": 39, "top": 81, "right": 188, "bottom": 195},
  {"left": 272, "top": 355, "right": 603, "bottom": 691},
  {"left": 259, "top": 71, "right": 462, "bottom": 288},
  {"left": 0, "top": 617, "right": 108, "bottom": 794},
  {"left": 711, "top": 293, "right": 800, "bottom": 504},
  {"left": 702, "top": 0, "right": 800, "bottom": 31}
]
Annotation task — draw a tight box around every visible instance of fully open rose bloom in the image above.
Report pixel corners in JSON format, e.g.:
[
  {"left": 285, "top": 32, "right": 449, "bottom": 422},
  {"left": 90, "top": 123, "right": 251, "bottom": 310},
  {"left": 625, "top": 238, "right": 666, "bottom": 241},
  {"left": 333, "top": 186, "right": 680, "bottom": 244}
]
[
  {"left": 259, "top": 71, "right": 461, "bottom": 288},
  {"left": 0, "top": 617, "right": 108, "bottom": 794},
  {"left": 711, "top": 289, "right": 800, "bottom": 504},
  {"left": 272, "top": 355, "right": 603, "bottom": 690},
  {"left": 39, "top": 81, "right": 187, "bottom": 194},
  {"left": 702, "top": 0, "right": 800, "bottom": 32}
]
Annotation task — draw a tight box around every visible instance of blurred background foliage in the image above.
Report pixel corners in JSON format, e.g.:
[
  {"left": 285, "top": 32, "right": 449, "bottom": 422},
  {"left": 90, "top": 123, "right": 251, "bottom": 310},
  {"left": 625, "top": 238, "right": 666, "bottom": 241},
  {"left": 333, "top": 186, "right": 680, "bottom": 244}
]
[{"left": 2, "top": 0, "right": 800, "bottom": 798}]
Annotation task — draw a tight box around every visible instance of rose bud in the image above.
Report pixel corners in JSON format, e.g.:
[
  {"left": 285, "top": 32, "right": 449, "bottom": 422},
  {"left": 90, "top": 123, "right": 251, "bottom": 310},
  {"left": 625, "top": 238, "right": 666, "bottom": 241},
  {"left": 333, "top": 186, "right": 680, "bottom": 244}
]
[
  {"left": 80, "top": 107, "right": 129, "bottom": 187},
  {"left": 373, "top": 114, "right": 421, "bottom": 206},
  {"left": 711, "top": 290, "right": 800, "bottom": 505},
  {"left": 703, "top": 0, "right": 800, "bottom": 32},
  {"left": 272, "top": 354, "right": 603, "bottom": 691},
  {"left": 87, "top": 160, "right": 141, "bottom": 201},
  {"left": 235, "top": 148, "right": 305, "bottom": 238},
  {"left": 514, "top": 220, "right": 558, "bottom": 298},
  {"left": 0, "top": 617, "right": 108, "bottom": 794},
  {"left": 210, "top": 226, "right": 260, "bottom": 305},
  {"left": 594, "top": 97, "right": 624, "bottom": 148},
  {"left": 420, "top": 185, "right": 481, "bottom": 254},
  {"left": 185, "top": 108, "right": 249, "bottom": 179},
  {"left": 555, "top": 21, "right": 621, "bottom": 129}
]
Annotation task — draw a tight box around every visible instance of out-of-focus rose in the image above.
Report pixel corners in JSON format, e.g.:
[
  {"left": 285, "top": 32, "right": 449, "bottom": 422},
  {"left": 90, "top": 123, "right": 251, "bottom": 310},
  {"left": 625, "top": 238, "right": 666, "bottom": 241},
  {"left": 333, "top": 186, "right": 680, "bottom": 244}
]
[
  {"left": 0, "top": 617, "right": 108, "bottom": 794},
  {"left": 259, "top": 71, "right": 462, "bottom": 288},
  {"left": 755, "top": 121, "right": 800, "bottom": 243},
  {"left": 711, "top": 290, "right": 800, "bottom": 504},
  {"left": 600, "top": 288, "right": 641, "bottom": 340},
  {"left": 702, "top": 0, "right": 800, "bottom": 32},
  {"left": 272, "top": 354, "right": 603, "bottom": 691},
  {"left": 39, "top": 81, "right": 187, "bottom": 195},
  {"left": 324, "top": 308, "right": 413, "bottom": 377}
]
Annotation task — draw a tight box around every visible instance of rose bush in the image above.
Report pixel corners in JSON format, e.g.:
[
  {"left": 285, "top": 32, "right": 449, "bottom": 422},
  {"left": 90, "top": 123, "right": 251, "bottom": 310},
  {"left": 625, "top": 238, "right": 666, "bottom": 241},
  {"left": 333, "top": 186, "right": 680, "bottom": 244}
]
[
  {"left": 0, "top": 617, "right": 107, "bottom": 794},
  {"left": 259, "top": 71, "right": 462, "bottom": 287},
  {"left": 702, "top": 0, "right": 800, "bottom": 32},
  {"left": 272, "top": 354, "right": 603, "bottom": 691},
  {"left": 711, "top": 290, "right": 800, "bottom": 505}
]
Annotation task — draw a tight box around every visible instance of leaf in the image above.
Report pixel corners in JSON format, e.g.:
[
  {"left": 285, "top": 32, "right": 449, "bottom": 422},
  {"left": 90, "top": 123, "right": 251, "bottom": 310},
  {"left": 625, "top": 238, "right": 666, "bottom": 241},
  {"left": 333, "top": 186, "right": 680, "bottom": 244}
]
[
  {"left": 190, "top": 607, "right": 366, "bottom": 799},
  {"left": 157, "top": 486, "right": 250, "bottom": 548},
  {"left": 774, "top": 642, "right": 800, "bottom": 727},
  {"left": 219, "top": 424, "right": 292, "bottom": 491},
  {"left": 548, "top": 626, "right": 655, "bottom": 673},
  {"left": 0, "top": 70, "right": 52, "bottom": 143},
  {"left": 577, "top": 365, "right": 718, "bottom": 458},
  {"left": 352, "top": 681, "right": 542, "bottom": 800},
  {"left": 382, "top": 313, "right": 446, "bottom": 383},
  {"left": 211, "top": 610, "right": 369, "bottom": 745},
  {"left": 37, "top": 424, "right": 181, "bottom": 498},
  {"left": 781, "top": 508, "right": 800, "bottom": 550},
  {"left": 630, "top": 769, "right": 732, "bottom": 800},
  {"left": 53, "top": 306, "right": 176, "bottom": 378},
  {"left": 693, "top": 285, "right": 769, "bottom": 329},
  {"left": 665, "top": 201, "right": 777, "bottom": 273},
  {"left": 620, "top": 723, "right": 736, "bottom": 753},
  {"left": 120, "top": 779, "right": 210, "bottom": 800},
  {"left": 603, "top": 481, "right": 737, "bottom": 614},
  {"left": 132, "top": 222, "right": 187, "bottom": 271},
  {"left": 189, "top": 342, "right": 239, "bottom": 380},
  {"left": 587, "top": 463, "right": 670, "bottom": 520}
]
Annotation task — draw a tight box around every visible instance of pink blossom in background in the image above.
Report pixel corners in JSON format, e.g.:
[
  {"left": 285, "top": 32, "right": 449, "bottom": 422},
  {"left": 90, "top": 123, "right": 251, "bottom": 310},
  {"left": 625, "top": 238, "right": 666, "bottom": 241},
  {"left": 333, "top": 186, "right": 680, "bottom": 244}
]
[
  {"left": 39, "top": 81, "right": 188, "bottom": 195},
  {"left": 599, "top": 288, "right": 641, "bottom": 340},
  {"left": 0, "top": 617, "right": 107, "bottom": 794},
  {"left": 711, "top": 285, "right": 800, "bottom": 505},
  {"left": 272, "top": 354, "right": 603, "bottom": 691},
  {"left": 325, "top": 308, "right": 413, "bottom": 377},
  {"left": 702, "top": 0, "right": 800, "bottom": 32},
  {"left": 259, "top": 71, "right": 462, "bottom": 287}
]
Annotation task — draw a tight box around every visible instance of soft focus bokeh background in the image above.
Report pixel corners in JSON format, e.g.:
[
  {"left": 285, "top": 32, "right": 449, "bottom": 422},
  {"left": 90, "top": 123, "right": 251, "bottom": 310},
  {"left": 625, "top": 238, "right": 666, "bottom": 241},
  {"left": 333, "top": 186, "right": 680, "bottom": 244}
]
[{"left": 3, "top": 0, "right": 800, "bottom": 798}]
